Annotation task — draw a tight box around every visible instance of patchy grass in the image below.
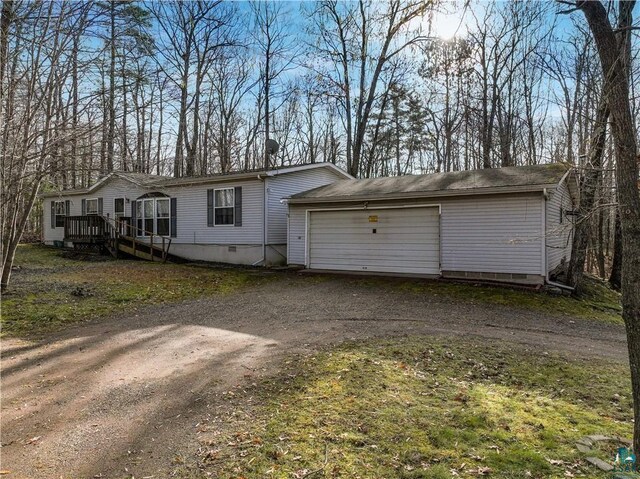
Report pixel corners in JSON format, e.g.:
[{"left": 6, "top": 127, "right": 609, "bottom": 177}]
[
  {"left": 2, "top": 245, "right": 623, "bottom": 338},
  {"left": 1, "top": 244, "right": 273, "bottom": 337},
  {"left": 194, "top": 337, "right": 632, "bottom": 479},
  {"left": 354, "top": 275, "right": 622, "bottom": 325}
]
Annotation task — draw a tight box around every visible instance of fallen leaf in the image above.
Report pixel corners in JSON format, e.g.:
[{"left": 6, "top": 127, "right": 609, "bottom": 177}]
[{"left": 469, "top": 467, "right": 492, "bottom": 475}]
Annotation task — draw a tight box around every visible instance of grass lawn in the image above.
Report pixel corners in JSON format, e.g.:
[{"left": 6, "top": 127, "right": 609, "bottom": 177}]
[
  {"left": 0, "top": 244, "right": 271, "bottom": 337},
  {"left": 194, "top": 337, "right": 633, "bottom": 479},
  {"left": 387, "top": 276, "right": 622, "bottom": 325},
  {"left": 1, "top": 245, "right": 623, "bottom": 337}
]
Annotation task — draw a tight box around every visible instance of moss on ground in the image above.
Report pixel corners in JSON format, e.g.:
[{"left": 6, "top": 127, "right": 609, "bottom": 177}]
[
  {"left": 365, "top": 275, "right": 622, "bottom": 324},
  {"left": 194, "top": 337, "right": 632, "bottom": 479},
  {"left": 1, "top": 244, "right": 271, "bottom": 337},
  {"left": 2, "top": 245, "right": 623, "bottom": 338}
]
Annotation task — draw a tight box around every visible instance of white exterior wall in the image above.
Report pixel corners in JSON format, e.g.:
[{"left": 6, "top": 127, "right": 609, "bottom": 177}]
[
  {"left": 44, "top": 178, "right": 264, "bottom": 248},
  {"left": 43, "top": 178, "right": 147, "bottom": 245},
  {"left": 43, "top": 206, "right": 66, "bottom": 243},
  {"left": 165, "top": 180, "right": 263, "bottom": 246},
  {"left": 266, "top": 168, "right": 346, "bottom": 244},
  {"left": 545, "top": 181, "right": 573, "bottom": 273},
  {"left": 288, "top": 192, "right": 545, "bottom": 276},
  {"left": 42, "top": 166, "right": 346, "bottom": 265},
  {"left": 440, "top": 193, "right": 543, "bottom": 275}
]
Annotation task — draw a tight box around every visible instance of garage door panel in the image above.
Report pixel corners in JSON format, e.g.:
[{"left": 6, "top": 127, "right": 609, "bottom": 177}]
[
  {"left": 308, "top": 207, "right": 440, "bottom": 275},
  {"left": 310, "top": 245, "right": 439, "bottom": 255},
  {"left": 310, "top": 262, "right": 437, "bottom": 275},
  {"left": 310, "top": 252, "right": 441, "bottom": 262}
]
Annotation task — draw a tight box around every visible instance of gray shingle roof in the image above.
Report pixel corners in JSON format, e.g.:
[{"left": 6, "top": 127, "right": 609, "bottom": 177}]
[
  {"left": 289, "top": 163, "right": 572, "bottom": 202},
  {"left": 41, "top": 162, "right": 350, "bottom": 197}
]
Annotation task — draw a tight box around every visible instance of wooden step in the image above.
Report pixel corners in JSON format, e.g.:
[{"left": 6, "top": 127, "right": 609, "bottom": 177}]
[
  {"left": 118, "top": 243, "right": 157, "bottom": 262},
  {"left": 120, "top": 235, "right": 167, "bottom": 253}
]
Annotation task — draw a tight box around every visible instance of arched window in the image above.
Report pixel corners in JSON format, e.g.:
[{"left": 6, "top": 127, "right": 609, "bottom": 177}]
[{"left": 133, "top": 192, "right": 172, "bottom": 237}]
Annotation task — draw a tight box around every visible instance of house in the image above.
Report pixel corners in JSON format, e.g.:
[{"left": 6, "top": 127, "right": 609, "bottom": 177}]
[
  {"left": 285, "top": 163, "right": 577, "bottom": 285},
  {"left": 42, "top": 163, "right": 351, "bottom": 265}
]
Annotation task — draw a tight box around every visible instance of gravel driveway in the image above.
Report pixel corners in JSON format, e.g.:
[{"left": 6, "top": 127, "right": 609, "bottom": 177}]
[{"left": 1, "top": 274, "right": 628, "bottom": 478}]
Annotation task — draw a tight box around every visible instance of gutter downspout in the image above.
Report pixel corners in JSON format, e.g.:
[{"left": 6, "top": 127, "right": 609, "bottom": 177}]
[{"left": 252, "top": 173, "right": 267, "bottom": 266}]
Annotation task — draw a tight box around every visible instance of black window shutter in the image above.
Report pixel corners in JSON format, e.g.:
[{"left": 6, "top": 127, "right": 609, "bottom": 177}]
[
  {"left": 98, "top": 197, "right": 103, "bottom": 215},
  {"left": 51, "top": 201, "right": 56, "bottom": 229},
  {"left": 207, "top": 189, "right": 214, "bottom": 226},
  {"left": 170, "top": 198, "right": 177, "bottom": 238},
  {"left": 65, "top": 200, "right": 70, "bottom": 216},
  {"left": 81, "top": 199, "right": 86, "bottom": 216},
  {"left": 234, "top": 187, "right": 242, "bottom": 227}
]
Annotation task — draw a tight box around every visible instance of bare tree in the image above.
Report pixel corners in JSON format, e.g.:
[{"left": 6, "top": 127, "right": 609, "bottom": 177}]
[
  {"left": 1, "top": 1, "right": 94, "bottom": 290},
  {"left": 560, "top": 0, "right": 640, "bottom": 451},
  {"left": 152, "top": 0, "right": 234, "bottom": 177},
  {"left": 309, "top": 0, "right": 434, "bottom": 177},
  {"left": 251, "top": 1, "right": 299, "bottom": 169}
]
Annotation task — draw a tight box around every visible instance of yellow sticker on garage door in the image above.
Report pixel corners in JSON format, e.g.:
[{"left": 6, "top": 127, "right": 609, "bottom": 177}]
[{"left": 368, "top": 215, "right": 378, "bottom": 223}]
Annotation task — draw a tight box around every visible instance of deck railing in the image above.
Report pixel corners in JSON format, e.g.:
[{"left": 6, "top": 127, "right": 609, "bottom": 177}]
[
  {"left": 104, "top": 215, "right": 172, "bottom": 263},
  {"left": 64, "top": 215, "right": 106, "bottom": 242},
  {"left": 64, "top": 215, "right": 172, "bottom": 263}
]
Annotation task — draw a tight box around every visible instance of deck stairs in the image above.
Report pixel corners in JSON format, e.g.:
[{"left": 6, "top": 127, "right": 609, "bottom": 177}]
[{"left": 64, "top": 215, "right": 177, "bottom": 263}]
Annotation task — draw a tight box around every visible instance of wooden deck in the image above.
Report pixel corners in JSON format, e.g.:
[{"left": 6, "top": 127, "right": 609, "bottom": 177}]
[{"left": 64, "top": 215, "right": 174, "bottom": 263}]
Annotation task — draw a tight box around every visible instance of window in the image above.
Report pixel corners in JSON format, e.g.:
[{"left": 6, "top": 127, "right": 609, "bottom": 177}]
[
  {"left": 86, "top": 198, "right": 98, "bottom": 215},
  {"left": 214, "top": 188, "right": 234, "bottom": 225},
  {"left": 55, "top": 201, "right": 65, "bottom": 227},
  {"left": 135, "top": 200, "right": 144, "bottom": 236},
  {"left": 156, "top": 199, "right": 170, "bottom": 236},
  {"left": 114, "top": 198, "right": 125, "bottom": 217},
  {"left": 135, "top": 197, "right": 171, "bottom": 237},
  {"left": 143, "top": 199, "right": 154, "bottom": 234}
]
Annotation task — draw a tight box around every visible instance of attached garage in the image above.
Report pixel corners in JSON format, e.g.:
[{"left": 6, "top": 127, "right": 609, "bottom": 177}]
[
  {"left": 287, "top": 164, "right": 578, "bottom": 285},
  {"left": 308, "top": 206, "right": 440, "bottom": 275}
]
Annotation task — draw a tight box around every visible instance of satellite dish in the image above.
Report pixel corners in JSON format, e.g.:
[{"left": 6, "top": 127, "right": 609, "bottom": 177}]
[{"left": 266, "top": 139, "right": 279, "bottom": 156}]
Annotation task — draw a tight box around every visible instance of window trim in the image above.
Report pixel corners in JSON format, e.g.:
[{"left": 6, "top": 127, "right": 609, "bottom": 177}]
[
  {"left": 155, "top": 198, "right": 170, "bottom": 236},
  {"left": 114, "top": 197, "right": 125, "bottom": 217},
  {"left": 54, "top": 200, "right": 66, "bottom": 227},
  {"left": 86, "top": 198, "right": 99, "bottom": 215},
  {"left": 214, "top": 187, "right": 235, "bottom": 226},
  {"left": 135, "top": 198, "right": 172, "bottom": 237}
]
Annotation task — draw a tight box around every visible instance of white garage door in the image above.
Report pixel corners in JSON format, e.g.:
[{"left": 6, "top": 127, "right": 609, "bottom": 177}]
[{"left": 308, "top": 207, "right": 440, "bottom": 275}]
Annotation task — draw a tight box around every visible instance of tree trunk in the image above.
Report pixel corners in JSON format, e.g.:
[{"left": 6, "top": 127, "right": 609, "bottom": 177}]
[
  {"left": 121, "top": 49, "right": 128, "bottom": 171},
  {"left": 610, "top": 208, "right": 622, "bottom": 290},
  {"left": 107, "top": 1, "right": 116, "bottom": 172},
  {"left": 597, "top": 208, "right": 606, "bottom": 278},
  {"left": 567, "top": 98, "right": 609, "bottom": 295},
  {"left": 577, "top": 0, "right": 640, "bottom": 452}
]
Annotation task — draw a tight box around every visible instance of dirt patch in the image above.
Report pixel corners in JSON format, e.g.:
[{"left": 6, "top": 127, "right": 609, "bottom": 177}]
[{"left": 0, "top": 275, "right": 628, "bottom": 478}]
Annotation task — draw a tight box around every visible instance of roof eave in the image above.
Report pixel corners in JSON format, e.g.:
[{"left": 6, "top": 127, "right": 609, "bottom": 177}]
[
  {"left": 40, "top": 177, "right": 112, "bottom": 198},
  {"left": 286, "top": 184, "right": 555, "bottom": 204},
  {"left": 266, "top": 162, "right": 353, "bottom": 179}
]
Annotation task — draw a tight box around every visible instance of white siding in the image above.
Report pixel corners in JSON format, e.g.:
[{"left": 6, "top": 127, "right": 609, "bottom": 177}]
[
  {"left": 288, "top": 193, "right": 545, "bottom": 276},
  {"left": 44, "top": 167, "right": 345, "bottom": 248},
  {"left": 546, "top": 181, "right": 573, "bottom": 273},
  {"left": 266, "top": 168, "right": 345, "bottom": 244},
  {"left": 288, "top": 203, "right": 307, "bottom": 264},
  {"left": 440, "top": 194, "right": 543, "bottom": 275},
  {"left": 42, "top": 177, "right": 264, "bottom": 246},
  {"left": 43, "top": 198, "right": 66, "bottom": 243},
  {"left": 165, "top": 180, "right": 263, "bottom": 245},
  {"left": 43, "top": 178, "right": 147, "bottom": 244}
]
